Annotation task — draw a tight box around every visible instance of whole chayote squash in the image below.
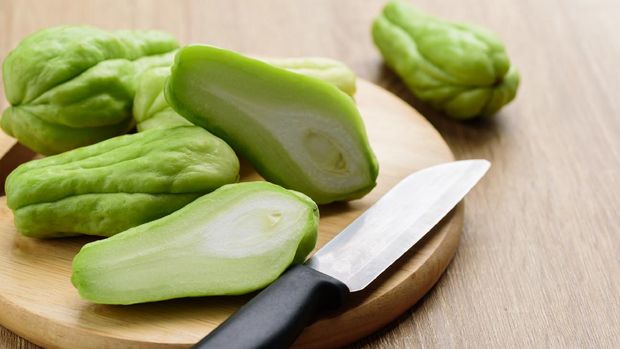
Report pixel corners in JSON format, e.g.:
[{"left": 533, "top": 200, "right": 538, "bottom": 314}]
[
  {"left": 134, "top": 57, "right": 357, "bottom": 131},
  {"left": 1, "top": 26, "right": 179, "bottom": 154},
  {"left": 372, "top": 1, "right": 520, "bottom": 119},
  {"left": 5, "top": 126, "right": 240, "bottom": 238}
]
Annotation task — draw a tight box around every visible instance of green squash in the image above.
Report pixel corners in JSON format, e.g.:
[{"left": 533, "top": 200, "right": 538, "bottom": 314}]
[
  {"left": 372, "top": 1, "right": 519, "bottom": 119},
  {"left": 5, "top": 126, "right": 239, "bottom": 237},
  {"left": 71, "top": 182, "right": 318, "bottom": 305},
  {"left": 166, "top": 45, "right": 378, "bottom": 204},
  {"left": 1, "top": 26, "right": 179, "bottom": 154}
]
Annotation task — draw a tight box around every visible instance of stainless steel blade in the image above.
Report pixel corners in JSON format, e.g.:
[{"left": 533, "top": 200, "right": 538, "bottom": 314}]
[{"left": 305, "top": 159, "right": 490, "bottom": 291}]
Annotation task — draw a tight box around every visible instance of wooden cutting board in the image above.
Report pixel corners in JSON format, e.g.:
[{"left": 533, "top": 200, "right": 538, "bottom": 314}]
[{"left": 0, "top": 79, "right": 462, "bottom": 349}]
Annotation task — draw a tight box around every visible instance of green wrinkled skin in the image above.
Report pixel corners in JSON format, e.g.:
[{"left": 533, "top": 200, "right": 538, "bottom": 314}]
[
  {"left": 1, "top": 26, "right": 179, "bottom": 154},
  {"left": 135, "top": 58, "right": 356, "bottom": 131},
  {"left": 71, "top": 182, "right": 318, "bottom": 305},
  {"left": 5, "top": 126, "right": 239, "bottom": 238},
  {"left": 372, "top": 1, "right": 520, "bottom": 119},
  {"left": 166, "top": 45, "right": 378, "bottom": 204},
  {"left": 134, "top": 67, "right": 194, "bottom": 131}
]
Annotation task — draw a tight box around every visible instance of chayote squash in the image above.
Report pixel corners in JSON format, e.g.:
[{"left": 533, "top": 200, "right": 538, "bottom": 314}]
[
  {"left": 372, "top": 1, "right": 519, "bottom": 119},
  {"left": 134, "top": 57, "right": 356, "bottom": 131},
  {"left": 5, "top": 126, "right": 239, "bottom": 238},
  {"left": 71, "top": 181, "right": 318, "bottom": 305},
  {"left": 1, "top": 26, "right": 179, "bottom": 154},
  {"left": 166, "top": 45, "right": 378, "bottom": 204}
]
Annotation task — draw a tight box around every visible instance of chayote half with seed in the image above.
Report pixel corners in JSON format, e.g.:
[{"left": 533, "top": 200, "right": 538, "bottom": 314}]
[
  {"left": 1, "top": 26, "right": 179, "bottom": 154},
  {"left": 71, "top": 181, "right": 318, "bottom": 305},
  {"left": 166, "top": 45, "right": 378, "bottom": 204},
  {"left": 135, "top": 57, "right": 356, "bottom": 131},
  {"left": 372, "top": 1, "right": 520, "bottom": 119},
  {"left": 5, "top": 126, "right": 239, "bottom": 238}
]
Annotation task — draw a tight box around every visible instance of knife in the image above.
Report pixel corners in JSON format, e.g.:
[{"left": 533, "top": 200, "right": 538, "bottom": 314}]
[{"left": 193, "top": 159, "right": 490, "bottom": 349}]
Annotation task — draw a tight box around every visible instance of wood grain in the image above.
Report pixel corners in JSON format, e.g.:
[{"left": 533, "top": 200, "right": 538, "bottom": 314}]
[{"left": 1, "top": 0, "right": 619, "bottom": 348}]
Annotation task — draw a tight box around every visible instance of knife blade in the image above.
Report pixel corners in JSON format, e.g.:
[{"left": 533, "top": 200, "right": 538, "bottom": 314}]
[{"left": 194, "top": 159, "right": 490, "bottom": 349}]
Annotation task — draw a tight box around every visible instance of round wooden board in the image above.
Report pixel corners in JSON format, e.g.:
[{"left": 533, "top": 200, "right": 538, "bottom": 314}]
[{"left": 0, "top": 80, "right": 462, "bottom": 349}]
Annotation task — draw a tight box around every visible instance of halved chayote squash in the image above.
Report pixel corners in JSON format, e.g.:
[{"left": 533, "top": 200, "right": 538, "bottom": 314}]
[
  {"left": 71, "top": 182, "right": 318, "bottom": 305},
  {"left": 5, "top": 126, "right": 239, "bottom": 238},
  {"left": 166, "top": 45, "right": 379, "bottom": 204}
]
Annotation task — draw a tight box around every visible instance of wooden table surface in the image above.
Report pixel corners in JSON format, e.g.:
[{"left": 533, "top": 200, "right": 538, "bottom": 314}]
[{"left": 1, "top": 0, "right": 619, "bottom": 348}]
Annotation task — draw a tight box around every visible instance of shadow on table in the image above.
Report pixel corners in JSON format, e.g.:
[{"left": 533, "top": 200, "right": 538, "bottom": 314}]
[{"left": 344, "top": 250, "right": 456, "bottom": 349}]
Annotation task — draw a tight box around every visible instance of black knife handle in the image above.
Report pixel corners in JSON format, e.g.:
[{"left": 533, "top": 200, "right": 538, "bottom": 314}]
[{"left": 192, "top": 264, "right": 349, "bottom": 349}]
